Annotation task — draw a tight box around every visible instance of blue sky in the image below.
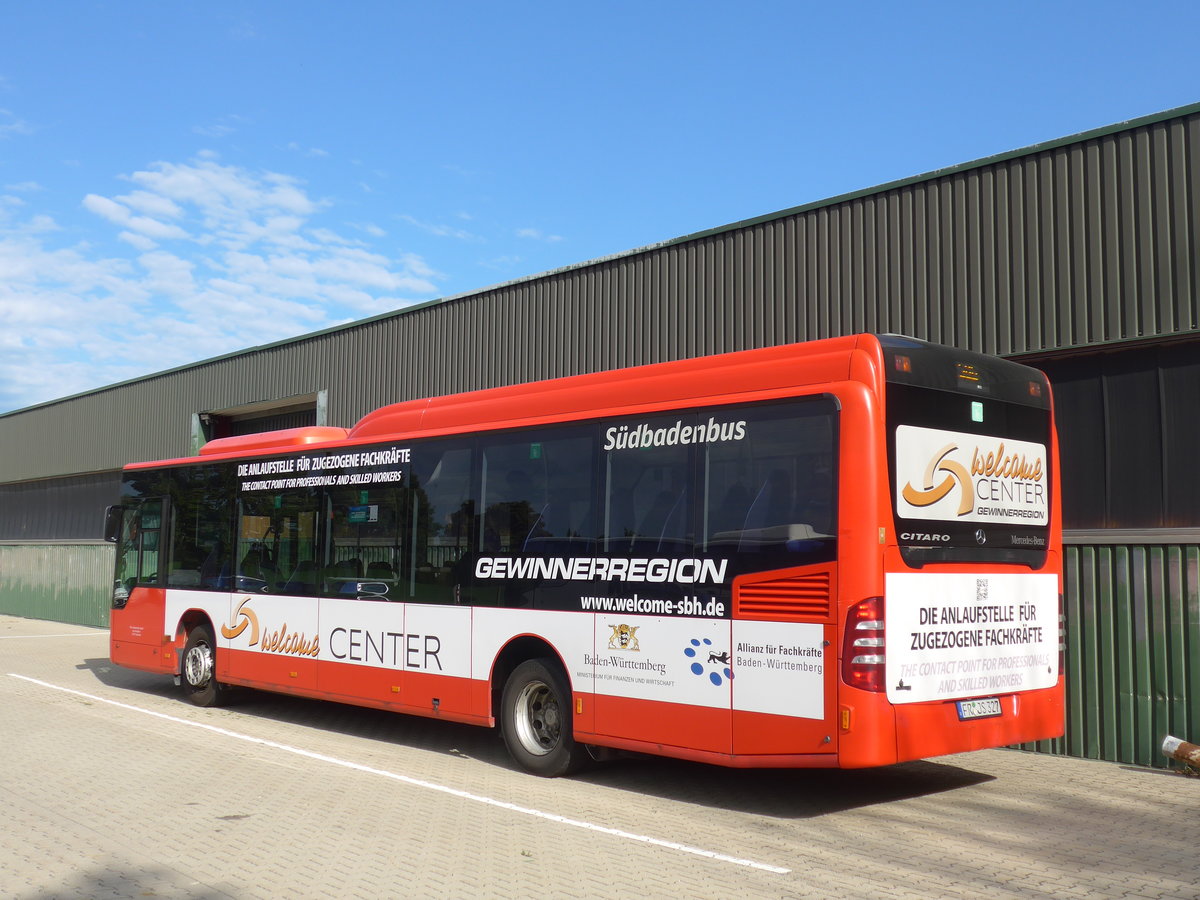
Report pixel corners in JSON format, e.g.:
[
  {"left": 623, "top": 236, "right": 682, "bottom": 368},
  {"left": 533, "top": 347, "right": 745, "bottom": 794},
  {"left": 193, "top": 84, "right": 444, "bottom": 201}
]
[{"left": 1, "top": 1, "right": 1197, "bottom": 414}]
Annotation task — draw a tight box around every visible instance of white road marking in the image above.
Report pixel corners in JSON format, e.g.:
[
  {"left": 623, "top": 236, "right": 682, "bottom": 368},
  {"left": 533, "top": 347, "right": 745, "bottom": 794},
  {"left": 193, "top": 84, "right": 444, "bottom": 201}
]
[
  {"left": 0, "top": 632, "right": 107, "bottom": 639},
  {"left": 8, "top": 673, "right": 790, "bottom": 875}
]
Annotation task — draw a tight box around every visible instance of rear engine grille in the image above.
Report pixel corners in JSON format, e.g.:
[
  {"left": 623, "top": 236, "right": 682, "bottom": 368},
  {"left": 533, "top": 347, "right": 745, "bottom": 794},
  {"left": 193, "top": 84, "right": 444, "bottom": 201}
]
[{"left": 735, "top": 570, "right": 832, "bottom": 621}]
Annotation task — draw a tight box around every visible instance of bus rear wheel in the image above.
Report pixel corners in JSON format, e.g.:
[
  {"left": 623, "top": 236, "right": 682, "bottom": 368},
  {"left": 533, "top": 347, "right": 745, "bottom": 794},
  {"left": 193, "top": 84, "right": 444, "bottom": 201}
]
[
  {"left": 500, "top": 658, "right": 588, "bottom": 777},
  {"left": 181, "top": 624, "right": 227, "bottom": 707}
]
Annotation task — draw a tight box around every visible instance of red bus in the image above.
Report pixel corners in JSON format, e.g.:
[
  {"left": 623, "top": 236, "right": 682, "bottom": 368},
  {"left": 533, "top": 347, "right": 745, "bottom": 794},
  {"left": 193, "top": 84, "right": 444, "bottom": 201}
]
[{"left": 106, "top": 333, "right": 1064, "bottom": 776}]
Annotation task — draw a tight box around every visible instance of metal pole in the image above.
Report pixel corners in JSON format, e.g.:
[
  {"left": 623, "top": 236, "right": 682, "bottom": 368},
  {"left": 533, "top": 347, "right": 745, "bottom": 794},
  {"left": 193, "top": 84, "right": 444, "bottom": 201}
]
[{"left": 1161, "top": 735, "right": 1200, "bottom": 768}]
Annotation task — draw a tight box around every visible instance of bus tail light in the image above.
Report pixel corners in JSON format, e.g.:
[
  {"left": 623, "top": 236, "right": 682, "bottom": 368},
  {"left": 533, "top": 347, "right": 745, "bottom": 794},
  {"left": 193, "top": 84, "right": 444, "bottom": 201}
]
[{"left": 842, "top": 596, "right": 886, "bottom": 692}]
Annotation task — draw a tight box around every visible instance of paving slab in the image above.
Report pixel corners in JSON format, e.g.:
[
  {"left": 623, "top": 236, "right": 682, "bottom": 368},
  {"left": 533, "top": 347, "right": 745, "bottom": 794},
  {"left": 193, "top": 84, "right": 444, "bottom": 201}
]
[{"left": 1, "top": 613, "right": 1196, "bottom": 899}]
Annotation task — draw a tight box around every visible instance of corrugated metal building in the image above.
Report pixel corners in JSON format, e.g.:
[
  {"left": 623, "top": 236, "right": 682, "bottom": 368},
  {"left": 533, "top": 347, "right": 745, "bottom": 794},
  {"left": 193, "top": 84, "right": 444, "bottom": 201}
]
[{"left": 3, "top": 102, "right": 1198, "bottom": 769}]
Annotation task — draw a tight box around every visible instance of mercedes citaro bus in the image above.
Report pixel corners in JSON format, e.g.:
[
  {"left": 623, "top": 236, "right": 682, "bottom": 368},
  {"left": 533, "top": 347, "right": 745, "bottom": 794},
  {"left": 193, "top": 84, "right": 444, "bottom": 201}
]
[{"left": 106, "top": 333, "right": 1063, "bottom": 776}]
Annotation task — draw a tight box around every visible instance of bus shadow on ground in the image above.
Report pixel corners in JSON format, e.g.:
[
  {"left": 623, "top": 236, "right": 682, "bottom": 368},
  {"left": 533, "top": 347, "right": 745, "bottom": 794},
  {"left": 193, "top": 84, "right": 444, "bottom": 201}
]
[
  {"left": 78, "top": 655, "right": 180, "bottom": 699},
  {"left": 576, "top": 754, "right": 995, "bottom": 818},
  {"left": 79, "top": 654, "right": 516, "bottom": 768},
  {"left": 79, "top": 656, "right": 993, "bottom": 818}
]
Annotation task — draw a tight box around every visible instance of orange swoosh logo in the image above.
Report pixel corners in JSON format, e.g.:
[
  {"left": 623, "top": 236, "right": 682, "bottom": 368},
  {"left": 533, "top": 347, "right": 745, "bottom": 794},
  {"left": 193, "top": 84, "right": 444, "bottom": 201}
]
[
  {"left": 902, "top": 444, "right": 973, "bottom": 516},
  {"left": 220, "top": 597, "right": 260, "bottom": 645}
]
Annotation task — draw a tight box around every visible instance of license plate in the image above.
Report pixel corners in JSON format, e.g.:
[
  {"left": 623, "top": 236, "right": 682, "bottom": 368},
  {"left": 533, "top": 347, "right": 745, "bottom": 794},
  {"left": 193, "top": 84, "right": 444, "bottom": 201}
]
[{"left": 956, "top": 697, "right": 1002, "bottom": 720}]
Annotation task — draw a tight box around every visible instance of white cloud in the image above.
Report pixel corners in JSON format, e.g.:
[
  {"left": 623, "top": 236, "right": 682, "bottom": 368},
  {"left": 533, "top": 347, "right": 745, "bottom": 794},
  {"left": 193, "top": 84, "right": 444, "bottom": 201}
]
[
  {"left": 83, "top": 193, "right": 190, "bottom": 240},
  {"left": 479, "top": 254, "right": 523, "bottom": 270},
  {"left": 194, "top": 123, "right": 235, "bottom": 138},
  {"left": 0, "top": 108, "right": 33, "bottom": 139},
  {"left": 0, "top": 236, "right": 151, "bottom": 407},
  {"left": 137, "top": 250, "right": 197, "bottom": 299},
  {"left": 194, "top": 115, "right": 250, "bottom": 139},
  {"left": 0, "top": 154, "right": 444, "bottom": 412},
  {"left": 286, "top": 142, "right": 329, "bottom": 158},
  {"left": 24, "top": 214, "right": 58, "bottom": 234},
  {"left": 118, "top": 231, "right": 158, "bottom": 251},
  {"left": 81, "top": 193, "right": 126, "bottom": 223},
  {"left": 517, "top": 227, "right": 564, "bottom": 243},
  {"left": 399, "top": 214, "right": 480, "bottom": 241},
  {"left": 125, "top": 158, "right": 318, "bottom": 225},
  {"left": 308, "top": 227, "right": 359, "bottom": 247},
  {"left": 118, "top": 189, "right": 184, "bottom": 219},
  {"left": 397, "top": 252, "right": 437, "bottom": 280}
]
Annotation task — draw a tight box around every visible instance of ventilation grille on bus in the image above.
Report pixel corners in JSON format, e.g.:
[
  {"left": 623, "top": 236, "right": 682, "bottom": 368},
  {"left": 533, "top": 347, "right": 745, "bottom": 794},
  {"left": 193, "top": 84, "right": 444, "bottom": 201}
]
[{"left": 735, "top": 571, "right": 832, "bottom": 621}]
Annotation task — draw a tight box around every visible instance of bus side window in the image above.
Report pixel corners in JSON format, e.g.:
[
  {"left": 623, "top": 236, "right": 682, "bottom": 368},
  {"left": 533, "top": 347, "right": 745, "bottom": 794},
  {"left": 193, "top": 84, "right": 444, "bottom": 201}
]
[
  {"left": 168, "top": 468, "right": 233, "bottom": 590},
  {"left": 409, "top": 443, "right": 475, "bottom": 603},
  {"left": 236, "top": 497, "right": 276, "bottom": 593},
  {"left": 324, "top": 485, "right": 410, "bottom": 600},
  {"left": 603, "top": 415, "right": 696, "bottom": 556},
  {"left": 235, "top": 488, "right": 321, "bottom": 596},
  {"left": 275, "top": 490, "right": 321, "bottom": 597},
  {"left": 472, "top": 427, "right": 597, "bottom": 608},
  {"left": 479, "top": 429, "right": 596, "bottom": 558},
  {"left": 702, "top": 399, "right": 837, "bottom": 562}
]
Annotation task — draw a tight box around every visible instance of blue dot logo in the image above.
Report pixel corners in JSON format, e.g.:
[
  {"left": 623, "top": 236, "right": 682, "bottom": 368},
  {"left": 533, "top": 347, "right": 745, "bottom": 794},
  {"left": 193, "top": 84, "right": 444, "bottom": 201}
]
[{"left": 683, "top": 637, "right": 732, "bottom": 686}]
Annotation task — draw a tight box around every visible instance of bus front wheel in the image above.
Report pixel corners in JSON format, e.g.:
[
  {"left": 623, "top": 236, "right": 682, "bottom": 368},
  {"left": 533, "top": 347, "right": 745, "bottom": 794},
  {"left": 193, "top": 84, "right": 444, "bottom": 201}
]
[
  {"left": 181, "top": 624, "right": 227, "bottom": 707},
  {"left": 500, "top": 658, "right": 588, "bottom": 777}
]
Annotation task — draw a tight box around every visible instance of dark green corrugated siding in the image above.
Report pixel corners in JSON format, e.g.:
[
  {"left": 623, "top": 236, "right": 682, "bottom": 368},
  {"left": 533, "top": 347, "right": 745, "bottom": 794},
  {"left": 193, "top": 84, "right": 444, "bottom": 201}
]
[{"left": 1022, "top": 543, "right": 1200, "bottom": 768}]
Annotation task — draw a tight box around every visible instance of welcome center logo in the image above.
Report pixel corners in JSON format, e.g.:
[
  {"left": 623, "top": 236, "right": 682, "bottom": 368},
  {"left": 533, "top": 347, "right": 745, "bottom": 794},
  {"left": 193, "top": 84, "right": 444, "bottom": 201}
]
[
  {"left": 897, "top": 426, "right": 1048, "bottom": 524},
  {"left": 901, "top": 443, "right": 972, "bottom": 516}
]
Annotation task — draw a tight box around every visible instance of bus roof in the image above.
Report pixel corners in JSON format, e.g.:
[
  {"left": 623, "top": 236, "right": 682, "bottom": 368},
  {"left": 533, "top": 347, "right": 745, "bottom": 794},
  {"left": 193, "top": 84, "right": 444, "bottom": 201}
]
[
  {"left": 136, "top": 332, "right": 1042, "bottom": 469},
  {"left": 174, "top": 333, "right": 875, "bottom": 468}
]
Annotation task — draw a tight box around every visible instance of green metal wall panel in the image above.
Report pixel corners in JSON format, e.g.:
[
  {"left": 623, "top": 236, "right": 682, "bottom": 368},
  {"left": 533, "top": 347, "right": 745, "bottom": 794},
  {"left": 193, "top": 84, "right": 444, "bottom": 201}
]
[
  {"left": 1025, "top": 542, "right": 1200, "bottom": 768},
  {"left": 0, "top": 544, "right": 113, "bottom": 628}
]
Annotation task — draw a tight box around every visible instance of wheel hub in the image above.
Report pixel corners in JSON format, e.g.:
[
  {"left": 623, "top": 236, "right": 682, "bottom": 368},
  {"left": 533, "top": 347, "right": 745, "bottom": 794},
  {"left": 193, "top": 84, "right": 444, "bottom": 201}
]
[
  {"left": 184, "top": 642, "right": 213, "bottom": 687},
  {"left": 515, "top": 682, "right": 560, "bottom": 755}
]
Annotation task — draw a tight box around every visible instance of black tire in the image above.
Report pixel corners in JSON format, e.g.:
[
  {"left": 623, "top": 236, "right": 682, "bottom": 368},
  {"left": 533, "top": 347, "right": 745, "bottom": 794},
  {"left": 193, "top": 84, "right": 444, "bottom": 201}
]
[
  {"left": 500, "top": 658, "right": 589, "bottom": 777},
  {"left": 180, "top": 624, "right": 227, "bottom": 707}
]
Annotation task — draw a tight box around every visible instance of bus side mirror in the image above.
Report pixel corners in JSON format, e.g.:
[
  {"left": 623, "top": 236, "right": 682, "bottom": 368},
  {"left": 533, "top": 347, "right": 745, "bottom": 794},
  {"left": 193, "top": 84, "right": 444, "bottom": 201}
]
[{"left": 103, "top": 505, "right": 126, "bottom": 543}]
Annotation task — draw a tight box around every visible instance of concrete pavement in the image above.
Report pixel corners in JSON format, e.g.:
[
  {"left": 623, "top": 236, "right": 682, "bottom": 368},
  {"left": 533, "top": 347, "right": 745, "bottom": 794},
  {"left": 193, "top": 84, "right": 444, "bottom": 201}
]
[{"left": 1, "top": 613, "right": 1196, "bottom": 899}]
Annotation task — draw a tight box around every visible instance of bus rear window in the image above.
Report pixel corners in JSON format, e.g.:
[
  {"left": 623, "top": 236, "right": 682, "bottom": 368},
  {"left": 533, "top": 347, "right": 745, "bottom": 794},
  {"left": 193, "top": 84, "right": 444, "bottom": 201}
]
[{"left": 887, "top": 383, "right": 1052, "bottom": 567}]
